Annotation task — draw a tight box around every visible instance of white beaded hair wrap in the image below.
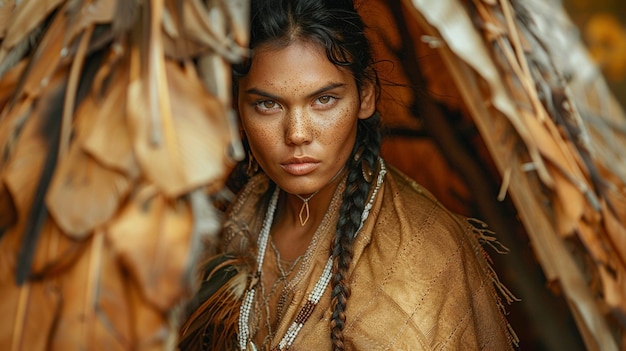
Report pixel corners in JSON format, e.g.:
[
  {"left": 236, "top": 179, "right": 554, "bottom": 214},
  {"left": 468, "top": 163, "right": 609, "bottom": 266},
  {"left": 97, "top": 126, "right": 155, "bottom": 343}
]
[{"left": 238, "top": 158, "right": 386, "bottom": 351}]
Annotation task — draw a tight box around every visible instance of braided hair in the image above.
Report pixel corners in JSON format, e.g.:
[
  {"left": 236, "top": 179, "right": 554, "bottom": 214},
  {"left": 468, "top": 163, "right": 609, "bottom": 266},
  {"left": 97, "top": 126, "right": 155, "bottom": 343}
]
[
  {"left": 330, "top": 113, "right": 381, "bottom": 350},
  {"left": 234, "top": 1, "right": 381, "bottom": 349}
]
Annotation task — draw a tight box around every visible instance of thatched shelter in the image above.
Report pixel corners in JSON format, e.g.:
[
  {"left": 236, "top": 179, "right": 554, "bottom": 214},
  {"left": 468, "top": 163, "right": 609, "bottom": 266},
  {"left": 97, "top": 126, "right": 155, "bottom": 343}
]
[{"left": 0, "top": 0, "right": 624, "bottom": 349}]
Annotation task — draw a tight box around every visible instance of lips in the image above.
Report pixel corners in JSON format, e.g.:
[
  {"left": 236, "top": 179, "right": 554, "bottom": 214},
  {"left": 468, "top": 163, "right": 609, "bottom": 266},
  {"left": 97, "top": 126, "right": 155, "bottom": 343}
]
[{"left": 281, "top": 157, "right": 320, "bottom": 176}]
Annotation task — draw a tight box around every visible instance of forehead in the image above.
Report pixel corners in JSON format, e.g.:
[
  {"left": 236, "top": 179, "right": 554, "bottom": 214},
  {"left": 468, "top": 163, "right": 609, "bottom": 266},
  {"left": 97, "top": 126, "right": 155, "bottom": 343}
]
[{"left": 241, "top": 40, "right": 355, "bottom": 94}]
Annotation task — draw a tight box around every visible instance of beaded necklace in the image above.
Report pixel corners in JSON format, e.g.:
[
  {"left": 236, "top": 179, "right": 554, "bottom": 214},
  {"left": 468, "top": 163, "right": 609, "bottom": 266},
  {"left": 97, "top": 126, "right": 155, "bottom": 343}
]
[{"left": 238, "top": 159, "right": 386, "bottom": 351}]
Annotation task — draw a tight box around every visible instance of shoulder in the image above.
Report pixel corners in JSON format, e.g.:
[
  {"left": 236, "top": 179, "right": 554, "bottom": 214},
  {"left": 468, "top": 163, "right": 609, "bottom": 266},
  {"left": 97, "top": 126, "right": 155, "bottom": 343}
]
[
  {"left": 375, "top": 164, "right": 471, "bottom": 250},
  {"left": 348, "top": 163, "right": 515, "bottom": 349},
  {"left": 372, "top": 164, "right": 491, "bottom": 283}
]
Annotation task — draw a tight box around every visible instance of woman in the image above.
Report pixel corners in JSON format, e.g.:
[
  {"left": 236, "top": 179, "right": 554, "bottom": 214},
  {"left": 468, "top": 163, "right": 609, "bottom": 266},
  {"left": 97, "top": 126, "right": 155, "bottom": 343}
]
[{"left": 179, "top": 0, "right": 515, "bottom": 350}]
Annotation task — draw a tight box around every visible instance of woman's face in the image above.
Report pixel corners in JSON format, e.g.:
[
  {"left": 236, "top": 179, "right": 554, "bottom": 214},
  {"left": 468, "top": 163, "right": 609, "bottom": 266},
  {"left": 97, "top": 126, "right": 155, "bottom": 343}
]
[{"left": 238, "top": 40, "right": 375, "bottom": 195}]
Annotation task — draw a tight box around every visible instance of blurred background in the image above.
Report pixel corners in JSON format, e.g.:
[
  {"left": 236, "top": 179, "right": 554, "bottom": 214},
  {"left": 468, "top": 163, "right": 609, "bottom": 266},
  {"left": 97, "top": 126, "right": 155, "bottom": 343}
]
[{"left": 565, "top": 0, "right": 626, "bottom": 106}]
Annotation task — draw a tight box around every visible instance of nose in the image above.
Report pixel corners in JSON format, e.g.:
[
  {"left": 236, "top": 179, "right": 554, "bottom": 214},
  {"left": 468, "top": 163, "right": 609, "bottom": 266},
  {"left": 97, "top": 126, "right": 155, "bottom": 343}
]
[{"left": 284, "top": 108, "right": 312, "bottom": 145}]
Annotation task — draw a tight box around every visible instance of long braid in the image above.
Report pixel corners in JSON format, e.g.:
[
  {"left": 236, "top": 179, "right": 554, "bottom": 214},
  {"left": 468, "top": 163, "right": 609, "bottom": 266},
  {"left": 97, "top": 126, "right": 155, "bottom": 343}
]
[{"left": 330, "top": 113, "right": 381, "bottom": 350}]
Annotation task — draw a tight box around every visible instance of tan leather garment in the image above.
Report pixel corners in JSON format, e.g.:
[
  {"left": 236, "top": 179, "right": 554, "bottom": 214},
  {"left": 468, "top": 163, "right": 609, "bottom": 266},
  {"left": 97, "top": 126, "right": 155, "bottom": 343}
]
[{"left": 222, "top": 164, "right": 515, "bottom": 350}]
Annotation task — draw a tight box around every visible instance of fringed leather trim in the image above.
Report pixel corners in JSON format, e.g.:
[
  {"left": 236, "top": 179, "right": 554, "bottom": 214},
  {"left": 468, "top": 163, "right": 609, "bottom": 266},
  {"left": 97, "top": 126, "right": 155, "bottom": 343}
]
[{"left": 468, "top": 218, "right": 521, "bottom": 348}]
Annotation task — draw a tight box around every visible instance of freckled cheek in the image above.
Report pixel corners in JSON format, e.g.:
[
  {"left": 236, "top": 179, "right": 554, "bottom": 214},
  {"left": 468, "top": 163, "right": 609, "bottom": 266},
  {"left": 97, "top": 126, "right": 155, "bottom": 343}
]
[
  {"left": 244, "top": 122, "right": 282, "bottom": 163},
  {"left": 319, "top": 107, "right": 358, "bottom": 148}
]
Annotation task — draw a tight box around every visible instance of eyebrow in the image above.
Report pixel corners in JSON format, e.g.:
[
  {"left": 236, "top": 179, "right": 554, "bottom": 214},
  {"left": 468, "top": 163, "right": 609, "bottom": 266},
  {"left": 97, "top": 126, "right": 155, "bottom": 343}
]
[{"left": 244, "top": 82, "right": 347, "bottom": 100}]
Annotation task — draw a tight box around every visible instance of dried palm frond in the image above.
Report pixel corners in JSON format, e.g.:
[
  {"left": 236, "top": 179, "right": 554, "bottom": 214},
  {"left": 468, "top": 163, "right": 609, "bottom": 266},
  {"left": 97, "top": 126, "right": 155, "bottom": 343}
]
[
  {"left": 400, "top": 0, "right": 626, "bottom": 349},
  {"left": 0, "top": 0, "right": 247, "bottom": 350}
]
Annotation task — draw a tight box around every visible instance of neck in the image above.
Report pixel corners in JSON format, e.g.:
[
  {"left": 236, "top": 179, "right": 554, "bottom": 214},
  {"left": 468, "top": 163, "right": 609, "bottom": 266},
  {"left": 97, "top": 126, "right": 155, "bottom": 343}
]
[
  {"left": 291, "top": 165, "right": 345, "bottom": 223},
  {"left": 294, "top": 165, "right": 345, "bottom": 226},
  {"left": 271, "top": 168, "right": 346, "bottom": 260}
]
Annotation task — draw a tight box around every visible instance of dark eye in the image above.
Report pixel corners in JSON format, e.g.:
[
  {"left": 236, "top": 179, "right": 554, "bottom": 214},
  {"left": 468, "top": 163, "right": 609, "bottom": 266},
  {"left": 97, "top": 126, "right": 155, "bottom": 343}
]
[
  {"left": 261, "top": 100, "right": 276, "bottom": 108},
  {"left": 255, "top": 100, "right": 281, "bottom": 113},
  {"left": 317, "top": 96, "right": 334, "bottom": 104}
]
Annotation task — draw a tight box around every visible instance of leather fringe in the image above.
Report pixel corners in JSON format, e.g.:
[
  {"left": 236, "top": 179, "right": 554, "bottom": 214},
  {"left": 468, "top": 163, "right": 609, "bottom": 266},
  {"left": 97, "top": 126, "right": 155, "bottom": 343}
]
[{"left": 468, "top": 218, "right": 521, "bottom": 348}]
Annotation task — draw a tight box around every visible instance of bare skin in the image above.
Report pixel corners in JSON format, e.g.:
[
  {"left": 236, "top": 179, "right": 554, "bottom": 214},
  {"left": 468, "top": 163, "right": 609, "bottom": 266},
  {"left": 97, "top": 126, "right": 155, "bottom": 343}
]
[{"left": 237, "top": 40, "right": 375, "bottom": 260}]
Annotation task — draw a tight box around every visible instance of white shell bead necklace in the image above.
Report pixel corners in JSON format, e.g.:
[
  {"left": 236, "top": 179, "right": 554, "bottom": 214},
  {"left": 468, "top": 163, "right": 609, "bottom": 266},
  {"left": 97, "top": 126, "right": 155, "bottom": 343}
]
[{"left": 238, "top": 159, "right": 386, "bottom": 351}]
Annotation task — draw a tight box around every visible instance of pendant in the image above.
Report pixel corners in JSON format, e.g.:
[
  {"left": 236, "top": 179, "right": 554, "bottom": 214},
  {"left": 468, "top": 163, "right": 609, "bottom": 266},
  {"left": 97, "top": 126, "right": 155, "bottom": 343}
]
[{"left": 298, "top": 200, "right": 310, "bottom": 226}]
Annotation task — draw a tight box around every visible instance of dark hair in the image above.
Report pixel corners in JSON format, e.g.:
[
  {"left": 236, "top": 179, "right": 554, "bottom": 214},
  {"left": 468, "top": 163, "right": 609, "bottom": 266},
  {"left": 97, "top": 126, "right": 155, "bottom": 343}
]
[
  {"left": 235, "top": 1, "right": 381, "bottom": 349},
  {"left": 233, "top": 0, "right": 379, "bottom": 96}
]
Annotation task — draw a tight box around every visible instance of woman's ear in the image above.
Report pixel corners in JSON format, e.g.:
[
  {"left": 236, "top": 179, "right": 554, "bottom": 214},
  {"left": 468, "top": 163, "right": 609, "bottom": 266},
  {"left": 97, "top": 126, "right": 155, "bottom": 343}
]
[{"left": 357, "top": 81, "right": 376, "bottom": 119}]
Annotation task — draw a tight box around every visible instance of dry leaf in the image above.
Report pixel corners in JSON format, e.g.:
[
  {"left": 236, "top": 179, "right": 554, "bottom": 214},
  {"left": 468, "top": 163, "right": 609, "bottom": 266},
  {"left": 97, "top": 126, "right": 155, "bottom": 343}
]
[
  {"left": 0, "top": 280, "right": 60, "bottom": 351},
  {"left": 0, "top": 59, "right": 25, "bottom": 110},
  {"left": 107, "top": 184, "right": 193, "bottom": 311},
  {"left": 29, "top": 219, "right": 83, "bottom": 278},
  {"left": 66, "top": 0, "right": 116, "bottom": 43},
  {"left": 602, "top": 195, "right": 626, "bottom": 271},
  {"left": 46, "top": 93, "right": 132, "bottom": 238},
  {"left": 126, "top": 276, "right": 169, "bottom": 351},
  {"left": 46, "top": 146, "right": 131, "bottom": 238},
  {"left": 50, "top": 231, "right": 130, "bottom": 351},
  {"left": 18, "top": 12, "right": 67, "bottom": 99},
  {"left": 599, "top": 265, "right": 626, "bottom": 327},
  {"left": 223, "top": 0, "right": 250, "bottom": 48},
  {"left": 0, "top": 0, "right": 63, "bottom": 52},
  {"left": 83, "top": 62, "right": 140, "bottom": 178},
  {"left": 128, "top": 60, "right": 231, "bottom": 197},
  {"left": 3, "top": 98, "right": 59, "bottom": 223},
  {"left": 0, "top": 0, "right": 16, "bottom": 40},
  {"left": 180, "top": 0, "right": 241, "bottom": 62}
]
